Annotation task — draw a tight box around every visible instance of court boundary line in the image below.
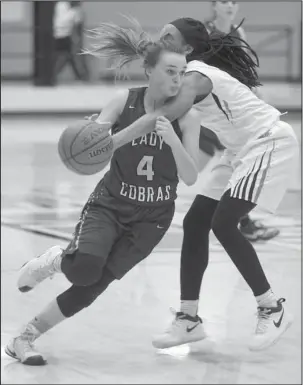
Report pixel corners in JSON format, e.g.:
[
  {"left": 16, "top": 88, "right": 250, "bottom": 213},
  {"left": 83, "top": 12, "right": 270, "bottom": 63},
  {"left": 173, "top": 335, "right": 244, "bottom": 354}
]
[{"left": 2, "top": 221, "right": 300, "bottom": 252}]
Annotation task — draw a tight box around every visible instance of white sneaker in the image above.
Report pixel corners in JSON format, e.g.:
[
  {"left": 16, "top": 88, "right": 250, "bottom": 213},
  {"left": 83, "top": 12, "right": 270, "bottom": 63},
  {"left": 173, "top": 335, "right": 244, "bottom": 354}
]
[
  {"left": 249, "top": 298, "right": 293, "bottom": 351},
  {"left": 152, "top": 310, "right": 207, "bottom": 349},
  {"left": 18, "top": 245, "right": 63, "bottom": 292},
  {"left": 5, "top": 324, "right": 46, "bottom": 365}
]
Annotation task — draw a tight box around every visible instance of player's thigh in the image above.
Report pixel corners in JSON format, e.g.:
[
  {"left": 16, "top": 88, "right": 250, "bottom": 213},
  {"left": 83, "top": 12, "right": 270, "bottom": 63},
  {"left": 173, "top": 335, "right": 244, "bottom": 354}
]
[
  {"left": 65, "top": 200, "right": 121, "bottom": 259},
  {"left": 106, "top": 204, "right": 175, "bottom": 279},
  {"left": 228, "top": 122, "right": 298, "bottom": 213},
  {"left": 199, "top": 150, "right": 233, "bottom": 201}
]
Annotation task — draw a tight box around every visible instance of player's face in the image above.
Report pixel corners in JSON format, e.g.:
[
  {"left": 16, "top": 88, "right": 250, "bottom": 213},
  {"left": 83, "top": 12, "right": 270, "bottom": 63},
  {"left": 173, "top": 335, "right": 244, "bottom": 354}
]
[
  {"left": 213, "top": 1, "right": 239, "bottom": 21},
  {"left": 147, "top": 51, "right": 187, "bottom": 98}
]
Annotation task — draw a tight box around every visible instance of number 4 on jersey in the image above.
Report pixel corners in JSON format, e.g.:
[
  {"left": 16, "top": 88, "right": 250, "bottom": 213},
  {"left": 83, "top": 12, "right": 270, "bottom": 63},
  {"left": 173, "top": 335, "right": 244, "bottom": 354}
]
[{"left": 137, "top": 155, "right": 154, "bottom": 181}]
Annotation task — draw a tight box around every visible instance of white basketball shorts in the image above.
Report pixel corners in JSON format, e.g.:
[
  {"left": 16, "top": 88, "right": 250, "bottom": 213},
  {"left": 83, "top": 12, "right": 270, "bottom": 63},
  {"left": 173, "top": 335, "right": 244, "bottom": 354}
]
[{"left": 198, "top": 120, "right": 299, "bottom": 213}]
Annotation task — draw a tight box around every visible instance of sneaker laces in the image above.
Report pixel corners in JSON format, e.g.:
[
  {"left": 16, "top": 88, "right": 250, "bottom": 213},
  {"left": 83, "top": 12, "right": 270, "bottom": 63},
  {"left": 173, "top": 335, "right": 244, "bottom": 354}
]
[
  {"left": 255, "top": 307, "right": 272, "bottom": 334},
  {"left": 255, "top": 298, "right": 286, "bottom": 335},
  {"left": 30, "top": 264, "right": 55, "bottom": 282},
  {"left": 17, "top": 326, "right": 40, "bottom": 355},
  {"left": 28, "top": 253, "right": 57, "bottom": 282},
  {"left": 21, "top": 324, "right": 40, "bottom": 342},
  {"left": 164, "top": 307, "right": 201, "bottom": 333},
  {"left": 19, "top": 338, "right": 36, "bottom": 354},
  {"left": 162, "top": 308, "right": 186, "bottom": 333}
]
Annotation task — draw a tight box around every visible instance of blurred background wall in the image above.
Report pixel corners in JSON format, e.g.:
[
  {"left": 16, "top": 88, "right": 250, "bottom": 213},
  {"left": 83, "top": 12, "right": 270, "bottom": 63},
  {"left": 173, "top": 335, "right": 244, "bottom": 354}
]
[{"left": 1, "top": 1, "right": 302, "bottom": 82}]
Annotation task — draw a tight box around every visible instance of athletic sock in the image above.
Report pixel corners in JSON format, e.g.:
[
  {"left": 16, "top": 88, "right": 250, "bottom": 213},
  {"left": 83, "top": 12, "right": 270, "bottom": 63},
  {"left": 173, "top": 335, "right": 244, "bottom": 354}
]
[
  {"left": 256, "top": 288, "right": 278, "bottom": 308},
  {"left": 29, "top": 299, "right": 67, "bottom": 335},
  {"left": 180, "top": 300, "right": 199, "bottom": 317}
]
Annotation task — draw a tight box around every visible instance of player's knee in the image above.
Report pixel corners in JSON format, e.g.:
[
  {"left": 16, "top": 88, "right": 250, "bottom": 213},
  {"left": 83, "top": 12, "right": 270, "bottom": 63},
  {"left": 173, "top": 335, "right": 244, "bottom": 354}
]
[
  {"left": 63, "top": 251, "right": 105, "bottom": 286},
  {"left": 211, "top": 212, "right": 232, "bottom": 240},
  {"left": 183, "top": 198, "right": 213, "bottom": 233},
  {"left": 58, "top": 267, "right": 116, "bottom": 318},
  {"left": 57, "top": 285, "right": 101, "bottom": 317},
  {"left": 183, "top": 208, "right": 197, "bottom": 232}
]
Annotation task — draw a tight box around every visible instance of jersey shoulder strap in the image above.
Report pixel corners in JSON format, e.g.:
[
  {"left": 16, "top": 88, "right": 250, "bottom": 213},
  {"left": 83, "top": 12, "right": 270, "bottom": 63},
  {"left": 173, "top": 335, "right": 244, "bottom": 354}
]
[
  {"left": 112, "top": 87, "right": 146, "bottom": 134},
  {"left": 120, "top": 87, "right": 146, "bottom": 114}
]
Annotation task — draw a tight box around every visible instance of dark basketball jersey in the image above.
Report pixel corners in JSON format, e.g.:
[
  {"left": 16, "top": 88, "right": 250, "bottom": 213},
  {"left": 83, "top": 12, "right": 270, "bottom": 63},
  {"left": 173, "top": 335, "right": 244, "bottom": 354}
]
[{"left": 103, "top": 87, "right": 182, "bottom": 206}]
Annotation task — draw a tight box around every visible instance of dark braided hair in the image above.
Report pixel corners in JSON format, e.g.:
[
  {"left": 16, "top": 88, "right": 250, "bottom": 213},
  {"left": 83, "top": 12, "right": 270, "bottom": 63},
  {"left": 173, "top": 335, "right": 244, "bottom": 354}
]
[{"left": 169, "top": 17, "right": 261, "bottom": 89}]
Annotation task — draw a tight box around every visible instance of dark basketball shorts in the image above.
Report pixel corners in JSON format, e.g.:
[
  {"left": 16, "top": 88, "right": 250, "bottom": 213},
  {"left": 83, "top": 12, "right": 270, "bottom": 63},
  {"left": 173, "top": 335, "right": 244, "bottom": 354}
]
[{"left": 64, "top": 183, "right": 175, "bottom": 279}]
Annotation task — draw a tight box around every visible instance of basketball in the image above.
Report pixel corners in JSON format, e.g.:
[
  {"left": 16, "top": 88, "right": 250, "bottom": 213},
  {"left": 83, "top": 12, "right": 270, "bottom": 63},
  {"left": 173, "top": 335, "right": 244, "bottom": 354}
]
[{"left": 58, "top": 120, "right": 114, "bottom": 175}]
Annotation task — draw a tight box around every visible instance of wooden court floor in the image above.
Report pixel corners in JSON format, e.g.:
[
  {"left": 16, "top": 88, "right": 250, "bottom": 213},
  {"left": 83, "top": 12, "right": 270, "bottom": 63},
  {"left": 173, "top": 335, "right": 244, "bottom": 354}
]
[{"left": 1, "top": 116, "right": 301, "bottom": 384}]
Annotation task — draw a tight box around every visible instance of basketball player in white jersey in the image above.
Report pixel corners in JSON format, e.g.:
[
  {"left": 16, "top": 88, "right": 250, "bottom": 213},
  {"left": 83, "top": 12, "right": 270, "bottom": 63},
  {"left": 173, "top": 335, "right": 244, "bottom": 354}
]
[
  {"left": 200, "top": 0, "right": 280, "bottom": 242},
  {"left": 104, "top": 17, "right": 298, "bottom": 351},
  {"left": 149, "top": 17, "right": 298, "bottom": 351}
]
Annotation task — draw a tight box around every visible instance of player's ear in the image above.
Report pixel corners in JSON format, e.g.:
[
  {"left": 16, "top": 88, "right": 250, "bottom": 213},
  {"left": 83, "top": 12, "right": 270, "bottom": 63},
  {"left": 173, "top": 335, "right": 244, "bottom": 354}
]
[
  {"left": 184, "top": 44, "right": 193, "bottom": 56},
  {"left": 145, "top": 66, "right": 152, "bottom": 78}
]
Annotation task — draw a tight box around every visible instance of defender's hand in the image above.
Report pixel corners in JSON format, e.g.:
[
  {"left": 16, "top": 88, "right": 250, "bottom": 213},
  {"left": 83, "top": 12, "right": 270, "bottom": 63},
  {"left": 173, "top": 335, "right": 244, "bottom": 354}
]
[{"left": 155, "top": 116, "right": 178, "bottom": 147}]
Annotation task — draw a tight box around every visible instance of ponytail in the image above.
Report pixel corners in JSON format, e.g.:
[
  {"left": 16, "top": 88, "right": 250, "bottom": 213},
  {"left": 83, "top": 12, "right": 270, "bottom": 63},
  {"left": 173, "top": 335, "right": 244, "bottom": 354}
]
[{"left": 83, "top": 16, "right": 154, "bottom": 76}]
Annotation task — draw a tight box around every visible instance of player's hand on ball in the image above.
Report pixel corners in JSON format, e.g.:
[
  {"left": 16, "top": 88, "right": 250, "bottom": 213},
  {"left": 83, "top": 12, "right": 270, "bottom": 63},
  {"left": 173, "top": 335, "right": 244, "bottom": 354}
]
[
  {"left": 84, "top": 113, "right": 99, "bottom": 121},
  {"left": 58, "top": 119, "right": 114, "bottom": 176},
  {"left": 84, "top": 119, "right": 112, "bottom": 132},
  {"left": 155, "top": 116, "right": 178, "bottom": 147}
]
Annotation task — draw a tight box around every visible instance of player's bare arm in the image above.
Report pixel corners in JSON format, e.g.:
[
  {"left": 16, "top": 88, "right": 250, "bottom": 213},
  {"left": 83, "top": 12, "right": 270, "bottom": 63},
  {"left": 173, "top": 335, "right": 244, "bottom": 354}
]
[
  {"left": 86, "top": 88, "right": 154, "bottom": 152},
  {"left": 110, "top": 73, "right": 212, "bottom": 151},
  {"left": 95, "top": 88, "right": 158, "bottom": 152},
  {"left": 178, "top": 108, "right": 201, "bottom": 169},
  {"left": 155, "top": 113, "right": 199, "bottom": 186},
  {"left": 159, "top": 72, "right": 212, "bottom": 119},
  {"left": 95, "top": 89, "right": 129, "bottom": 130}
]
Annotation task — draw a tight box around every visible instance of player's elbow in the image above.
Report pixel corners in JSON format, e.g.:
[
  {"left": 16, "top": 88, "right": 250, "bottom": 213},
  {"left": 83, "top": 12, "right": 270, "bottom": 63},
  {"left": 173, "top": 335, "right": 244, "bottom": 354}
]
[
  {"left": 184, "top": 176, "right": 197, "bottom": 186},
  {"left": 183, "top": 169, "right": 198, "bottom": 186}
]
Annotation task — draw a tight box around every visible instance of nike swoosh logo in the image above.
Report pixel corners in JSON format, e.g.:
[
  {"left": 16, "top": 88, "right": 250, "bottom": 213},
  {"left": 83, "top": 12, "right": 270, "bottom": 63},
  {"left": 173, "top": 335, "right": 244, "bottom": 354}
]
[
  {"left": 129, "top": 106, "right": 135, "bottom": 109},
  {"left": 187, "top": 323, "right": 200, "bottom": 333},
  {"left": 157, "top": 225, "right": 164, "bottom": 229},
  {"left": 273, "top": 308, "right": 284, "bottom": 328}
]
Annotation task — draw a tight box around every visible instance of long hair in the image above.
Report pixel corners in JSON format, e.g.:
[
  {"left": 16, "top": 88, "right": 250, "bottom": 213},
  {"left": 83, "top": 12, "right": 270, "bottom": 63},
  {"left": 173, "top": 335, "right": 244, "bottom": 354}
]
[
  {"left": 170, "top": 18, "right": 261, "bottom": 89},
  {"left": 83, "top": 16, "right": 153, "bottom": 77},
  {"left": 83, "top": 16, "right": 183, "bottom": 79}
]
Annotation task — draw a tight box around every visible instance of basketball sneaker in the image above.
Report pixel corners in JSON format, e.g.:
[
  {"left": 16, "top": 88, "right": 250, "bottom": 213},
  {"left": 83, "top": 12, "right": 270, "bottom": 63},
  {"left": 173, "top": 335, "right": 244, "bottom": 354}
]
[
  {"left": 239, "top": 218, "right": 280, "bottom": 242},
  {"left": 249, "top": 298, "right": 293, "bottom": 351},
  {"left": 5, "top": 324, "right": 46, "bottom": 365},
  {"left": 152, "top": 309, "right": 207, "bottom": 349},
  {"left": 18, "top": 245, "right": 63, "bottom": 292}
]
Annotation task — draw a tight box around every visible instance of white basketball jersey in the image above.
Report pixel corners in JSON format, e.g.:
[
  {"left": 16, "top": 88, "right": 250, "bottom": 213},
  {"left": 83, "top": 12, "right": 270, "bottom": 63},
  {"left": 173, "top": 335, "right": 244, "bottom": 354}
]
[{"left": 187, "top": 60, "right": 281, "bottom": 152}]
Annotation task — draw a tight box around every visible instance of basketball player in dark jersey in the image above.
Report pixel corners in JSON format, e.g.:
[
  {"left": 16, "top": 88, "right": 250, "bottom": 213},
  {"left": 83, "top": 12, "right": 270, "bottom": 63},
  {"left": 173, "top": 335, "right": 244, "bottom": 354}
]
[
  {"left": 200, "top": 1, "right": 280, "bottom": 242},
  {"left": 5, "top": 35, "right": 201, "bottom": 365},
  {"left": 98, "top": 18, "right": 294, "bottom": 352}
]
